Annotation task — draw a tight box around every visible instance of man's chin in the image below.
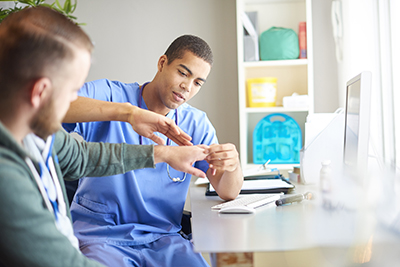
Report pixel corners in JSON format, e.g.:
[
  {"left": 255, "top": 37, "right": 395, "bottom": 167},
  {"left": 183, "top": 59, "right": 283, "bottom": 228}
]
[{"left": 32, "top": 124, "right": 62, "bottom": 139}]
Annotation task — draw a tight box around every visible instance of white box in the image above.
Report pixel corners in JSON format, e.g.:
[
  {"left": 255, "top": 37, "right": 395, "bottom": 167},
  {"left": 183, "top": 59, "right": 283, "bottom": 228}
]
[{"left": 282, "top": 94, "right": 309, "bottom": 108}]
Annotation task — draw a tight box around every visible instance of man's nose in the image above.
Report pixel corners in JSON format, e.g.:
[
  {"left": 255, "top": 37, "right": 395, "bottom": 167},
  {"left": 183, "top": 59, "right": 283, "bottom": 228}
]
[{"left": 180, "top": 82, "right": 191, "bottom": 92}]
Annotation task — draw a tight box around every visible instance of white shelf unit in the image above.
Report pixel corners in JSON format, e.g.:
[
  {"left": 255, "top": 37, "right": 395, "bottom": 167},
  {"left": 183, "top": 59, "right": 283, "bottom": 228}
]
[{"left": 236, "top": 0, "right": 314, "bottom": 171}]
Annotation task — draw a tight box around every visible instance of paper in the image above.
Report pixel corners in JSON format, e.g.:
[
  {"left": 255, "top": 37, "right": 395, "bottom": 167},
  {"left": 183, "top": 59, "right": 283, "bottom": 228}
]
[
  {"left": 243, "top": 167, "right": 278, "bottom": 177},
  {"left": 208, "top": 179, "right": 293, "bottom": 193},
  {"left": 194, "top": 177, "right": 209, "bottom": 185},
  {"left": 241, "top": 11, "right": 259, "bottom": 61}
]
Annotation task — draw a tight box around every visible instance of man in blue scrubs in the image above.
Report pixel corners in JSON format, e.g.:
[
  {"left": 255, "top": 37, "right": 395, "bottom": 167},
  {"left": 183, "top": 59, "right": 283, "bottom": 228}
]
[{"left": 63, "top": 35, "right": 243, "bottom": 267}]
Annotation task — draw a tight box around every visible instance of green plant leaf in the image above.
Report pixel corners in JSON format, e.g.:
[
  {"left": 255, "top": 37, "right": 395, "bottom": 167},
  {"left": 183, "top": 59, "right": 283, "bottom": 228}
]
[
  {"left": 40, "top": 3, "right": 54, "bottom": 8},
  {"left": 55, "top": 0, "right": 63, "bottom": 10},
  {"left": 70, "top": 0, "right": 76, "bottom": 13},
  {"left": 20, "top": 0, "right": 36, "bottom": 5},
  {"left": 0, "top": 0, "right": 83, "bottom": 25},
  {"left": 64, "top": 0, "right": 71, "bottom": 13}
]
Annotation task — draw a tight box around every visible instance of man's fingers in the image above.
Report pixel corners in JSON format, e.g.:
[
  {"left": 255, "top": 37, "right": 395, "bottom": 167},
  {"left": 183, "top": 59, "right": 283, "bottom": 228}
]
[
  {"left": 206, "top": 152, "right": 236, "bottom": 162},
  {"left": 210, "top": 167, "right": 217, "bottom": 176},
  {"left": 205, "top": 143, "right": 235, "bottom": 154},
  {"left": 147, "top": 134, "right": 166, "bottom": 145},
  {"left": 164, "top": 119, "right": 192, "bottom": 140},
  {"left": 209, "top": 158, "right": 228, "bottom": 168},
  {"left": 178, "top": 130, "right": 192, "bottom": 142},
  {"left": 164, "top": 119, "right": 181, "bottom": 136},
  {"left": 163, "top": 125, "right": 192, "bottom": 146},
  {"left": 170, "top": 136, "right": 193, "bottom": 146},
  {"left": 185, "top": 167, "right": 206, "bottom": 178}
]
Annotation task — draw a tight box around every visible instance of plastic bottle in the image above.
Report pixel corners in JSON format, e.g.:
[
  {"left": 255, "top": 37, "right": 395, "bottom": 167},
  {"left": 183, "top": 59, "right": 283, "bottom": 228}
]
[{"left": 320, "top": 160, "right": 332, "bottom": 193}]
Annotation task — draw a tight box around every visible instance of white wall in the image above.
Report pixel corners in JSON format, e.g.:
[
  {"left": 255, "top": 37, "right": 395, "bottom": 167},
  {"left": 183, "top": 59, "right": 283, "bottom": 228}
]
[
  {"left": 392, "top": 0, "right": 400, "bottom": 171},
  {"left": 73, "top": 0, "right": 240, "bottom": 148},
  {"left": 311, "top": 0, "right": 339, "bottom": 113}
]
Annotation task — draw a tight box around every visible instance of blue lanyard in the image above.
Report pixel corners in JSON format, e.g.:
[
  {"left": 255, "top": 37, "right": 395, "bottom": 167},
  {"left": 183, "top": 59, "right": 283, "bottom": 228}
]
[
  {"left": 43, "top": 136, "right": 60, "bottom": 221},
  {"left": 138, "top": 82, "right": 178, "bottom": 146},
  {"left": 39, "top": 162, "right": 59, "bottom": 221}
]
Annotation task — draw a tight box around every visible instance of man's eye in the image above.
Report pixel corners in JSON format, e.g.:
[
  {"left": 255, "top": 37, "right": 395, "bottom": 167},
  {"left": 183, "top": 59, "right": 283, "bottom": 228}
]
[
  {"left": 178, "top": 70, "right": 187, "bottom": 77},
  {"left": 195, "top": 81, "right": 203, "bottom": 87}
]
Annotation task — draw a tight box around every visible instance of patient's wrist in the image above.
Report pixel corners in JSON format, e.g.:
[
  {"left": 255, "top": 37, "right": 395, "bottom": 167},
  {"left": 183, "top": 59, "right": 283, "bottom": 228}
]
[{"left": 153, "top": 145, "right": 169, "bottom": 164}]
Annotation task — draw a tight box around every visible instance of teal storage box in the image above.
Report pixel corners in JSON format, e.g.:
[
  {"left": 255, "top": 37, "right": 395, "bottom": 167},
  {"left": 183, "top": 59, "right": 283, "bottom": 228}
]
[
  {"left": 259, "top": 27, "right": 299, "bottom": 60},
  {"left": 253, "top": 113, "right": 301, "bottom": 164}
]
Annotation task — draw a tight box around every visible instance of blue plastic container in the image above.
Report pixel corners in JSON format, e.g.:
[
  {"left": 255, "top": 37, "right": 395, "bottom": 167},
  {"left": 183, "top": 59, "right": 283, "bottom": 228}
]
[{"left": 253, "top": 113, "right": 302, "bottom": 164}]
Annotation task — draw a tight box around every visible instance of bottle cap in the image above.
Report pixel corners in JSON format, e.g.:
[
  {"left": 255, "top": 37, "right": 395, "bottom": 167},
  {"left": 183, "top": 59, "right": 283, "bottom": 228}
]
[{"left": 321, "top": 160, "right": 331, "bottom": 166}]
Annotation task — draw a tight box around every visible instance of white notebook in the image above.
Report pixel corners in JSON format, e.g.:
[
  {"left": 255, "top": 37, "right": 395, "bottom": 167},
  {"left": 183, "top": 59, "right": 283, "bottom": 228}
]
[{"left": 206, "top": 179, "right": 294, "bottom": 196}]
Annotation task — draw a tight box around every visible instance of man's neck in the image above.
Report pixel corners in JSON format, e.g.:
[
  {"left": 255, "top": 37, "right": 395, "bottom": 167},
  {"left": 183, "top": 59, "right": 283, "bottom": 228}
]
[
  {"left": 141, "top": 82, "right": 171, "bottom": 116},
  {"left": 0, "top": 102, "right": 35, "bottom": 144},
  {"left": 0, "top": 115, "right": 30, "bottom": 144}
]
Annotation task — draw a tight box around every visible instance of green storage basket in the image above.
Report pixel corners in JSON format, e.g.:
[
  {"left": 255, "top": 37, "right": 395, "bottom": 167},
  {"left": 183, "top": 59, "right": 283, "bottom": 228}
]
[{"left": 259, "top": 27, "right": 299, "bottom": 60}]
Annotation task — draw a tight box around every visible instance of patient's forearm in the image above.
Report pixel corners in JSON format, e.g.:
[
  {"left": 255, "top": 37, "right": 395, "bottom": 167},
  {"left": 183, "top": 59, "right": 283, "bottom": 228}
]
[{"left": 63, "top": 96, "right": 134, "bottom": 123}]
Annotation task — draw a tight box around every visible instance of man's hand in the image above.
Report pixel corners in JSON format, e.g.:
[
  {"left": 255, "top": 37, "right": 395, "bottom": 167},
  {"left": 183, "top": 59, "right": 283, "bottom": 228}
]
[
  {"left": 204, "top": 143, "right": 243, "bottom": 200},
  {"left": 128, "top": 106, "right": 192, "bottom": 146},
  {"left": 63, "top": 97, "right": 192, "bottom": 146},
  {"left": 204, "top": 143, "right": 240, "bottom": 175},
  {"left": 154, "top": 145, "right": 208, "bottom": 178}
]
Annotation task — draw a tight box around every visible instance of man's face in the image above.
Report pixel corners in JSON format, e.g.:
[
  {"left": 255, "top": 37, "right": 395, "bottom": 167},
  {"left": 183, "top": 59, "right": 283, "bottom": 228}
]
[
  {"left": 157, "top": 51, "right": 211, "bottom": 110},
  {"left": 30, "top": 47, "right": 91, "bottom": 139}
]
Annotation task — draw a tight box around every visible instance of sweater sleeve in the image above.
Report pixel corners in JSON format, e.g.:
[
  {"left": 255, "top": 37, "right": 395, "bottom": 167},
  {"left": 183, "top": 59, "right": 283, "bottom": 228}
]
[
  {"left": 0, "top": 162, "right": 105, "bottom": 267},
  {"left": 53, "top": 129, "right": 155, "bottom": 181}
]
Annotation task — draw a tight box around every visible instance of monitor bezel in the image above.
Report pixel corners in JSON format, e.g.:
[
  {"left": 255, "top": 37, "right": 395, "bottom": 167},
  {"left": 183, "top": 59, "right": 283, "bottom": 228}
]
[{"left": 343, "top": 71, "right": 372, "bottom": 180}]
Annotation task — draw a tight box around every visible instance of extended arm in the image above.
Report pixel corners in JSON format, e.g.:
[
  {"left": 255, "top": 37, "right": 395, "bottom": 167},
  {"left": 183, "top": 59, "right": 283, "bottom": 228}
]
[
  {"left": 55, "top": 129, "right": 207, "bottom": 180},
  {"left": 63, "top": 96, "right": 192, "bottom": 146}
]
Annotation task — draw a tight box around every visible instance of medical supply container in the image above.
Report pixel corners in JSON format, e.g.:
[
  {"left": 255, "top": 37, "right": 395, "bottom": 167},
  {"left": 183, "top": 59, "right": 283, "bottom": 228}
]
[
  {"left": 253, "top": 113, "right": 301, "bottom": 164},
  {"left": 246, "top": 77, "right": 277, "bottom": 107}
]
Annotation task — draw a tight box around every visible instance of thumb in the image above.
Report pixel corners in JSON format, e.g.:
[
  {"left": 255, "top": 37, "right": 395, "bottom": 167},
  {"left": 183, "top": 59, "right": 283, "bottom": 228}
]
[
  {"left": 185, "top": 167, "right": 206, "bottom": 178},
  {"left": 147, "top": 133, "right": 165, "bottom": 145}
]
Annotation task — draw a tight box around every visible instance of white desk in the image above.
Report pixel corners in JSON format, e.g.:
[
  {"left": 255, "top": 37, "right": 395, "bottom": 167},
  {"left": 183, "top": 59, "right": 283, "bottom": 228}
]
[{"left": 190, "top": 181, "right": 400, "bottom": 267}]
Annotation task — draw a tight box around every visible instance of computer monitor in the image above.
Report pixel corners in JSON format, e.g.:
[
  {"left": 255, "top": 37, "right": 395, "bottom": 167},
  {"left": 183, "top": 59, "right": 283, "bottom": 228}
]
[{"left": 343, "top": 71, "right": 372, "bottom": 180}]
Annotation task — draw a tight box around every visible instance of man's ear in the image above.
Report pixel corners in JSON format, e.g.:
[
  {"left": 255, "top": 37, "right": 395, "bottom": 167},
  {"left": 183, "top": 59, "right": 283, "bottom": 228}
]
[
  {"left": 157, "top": 55, "right": 168, "bottom": 72},
  {"left": 30, "top": 77, "right": 52, "bottom": 108}
]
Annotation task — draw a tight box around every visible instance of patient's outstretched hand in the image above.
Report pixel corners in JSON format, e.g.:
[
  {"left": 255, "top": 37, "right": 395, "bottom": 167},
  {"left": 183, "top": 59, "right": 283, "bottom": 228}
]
[{"left": 154, "top": 145, "right": 208, "bottom": 178}]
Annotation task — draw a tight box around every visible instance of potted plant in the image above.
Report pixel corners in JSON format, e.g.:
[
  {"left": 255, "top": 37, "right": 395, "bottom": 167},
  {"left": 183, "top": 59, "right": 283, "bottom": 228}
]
[{"left": 0, "top": 0, "right": 80, "bottom": 24}]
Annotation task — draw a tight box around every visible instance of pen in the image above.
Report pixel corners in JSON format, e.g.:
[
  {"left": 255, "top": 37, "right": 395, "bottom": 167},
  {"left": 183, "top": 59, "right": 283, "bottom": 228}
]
[
  {"left": 259, "top": 159, "right": 271, "bottom": 171},
  {"left": 275, "top": 192, "right": 313, "bottom": 206}
]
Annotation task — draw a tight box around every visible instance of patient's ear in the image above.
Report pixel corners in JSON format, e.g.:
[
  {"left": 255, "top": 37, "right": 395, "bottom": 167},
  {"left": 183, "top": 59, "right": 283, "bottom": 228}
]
[{"left": 30, "top": 77, "right": 52, "bottom": 109}]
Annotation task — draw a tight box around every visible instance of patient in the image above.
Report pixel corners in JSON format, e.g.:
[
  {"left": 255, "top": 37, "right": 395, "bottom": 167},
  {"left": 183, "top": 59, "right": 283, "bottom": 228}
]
[{"left": 0, "top": 7, "right": 209, "bottom": 267}]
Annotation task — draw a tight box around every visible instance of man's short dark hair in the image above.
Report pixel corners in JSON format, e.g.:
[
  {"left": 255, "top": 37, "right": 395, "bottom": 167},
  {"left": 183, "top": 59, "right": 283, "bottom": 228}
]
[
  {"left": 164, "top": 34, "right": 213, "bottom": 66},
  {"left": 0, "top": 6, "right": 93, "bottom": 105}
]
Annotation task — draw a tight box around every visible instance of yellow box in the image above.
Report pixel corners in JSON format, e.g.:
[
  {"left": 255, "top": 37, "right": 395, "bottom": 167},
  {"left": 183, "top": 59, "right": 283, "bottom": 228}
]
[{"left": 246, "top": 77, "right": 277, "bottom": 107}]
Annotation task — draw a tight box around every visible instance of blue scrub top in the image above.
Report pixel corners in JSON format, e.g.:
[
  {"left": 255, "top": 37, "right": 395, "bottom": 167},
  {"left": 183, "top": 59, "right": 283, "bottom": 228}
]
[{"left": 66, "top": 79, "right": 218, "bottom": 246}]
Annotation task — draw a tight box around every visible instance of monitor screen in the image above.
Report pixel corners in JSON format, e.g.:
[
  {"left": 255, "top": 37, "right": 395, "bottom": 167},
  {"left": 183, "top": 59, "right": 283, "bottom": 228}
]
[{"left": 343, "top": 72, "right": 372, "bottom": 179}]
